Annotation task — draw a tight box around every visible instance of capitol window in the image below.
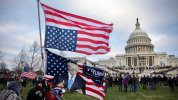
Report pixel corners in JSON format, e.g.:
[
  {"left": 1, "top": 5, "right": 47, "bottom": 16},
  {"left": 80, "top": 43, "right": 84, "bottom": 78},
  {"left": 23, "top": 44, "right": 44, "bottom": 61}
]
[{"left": 176, "top": 61, "right": 177, "bottom": 63}]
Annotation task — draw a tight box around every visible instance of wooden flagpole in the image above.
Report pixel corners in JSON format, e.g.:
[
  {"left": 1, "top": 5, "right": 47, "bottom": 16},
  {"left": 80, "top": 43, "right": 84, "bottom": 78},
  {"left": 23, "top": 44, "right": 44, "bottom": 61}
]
[{"left": 37, "top": 0, "right": 45, "bottom": 76}]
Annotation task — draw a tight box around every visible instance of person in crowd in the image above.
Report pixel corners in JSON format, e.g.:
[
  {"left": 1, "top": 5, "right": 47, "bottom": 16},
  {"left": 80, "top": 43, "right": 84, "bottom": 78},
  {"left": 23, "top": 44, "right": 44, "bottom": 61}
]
[
  {"left": 0, "top": 78, "right": 23, "bottom": 100},
  {"left": 153, "top": 76, "right": 157, "bottom": 90},
  {"left": 26, "top": 78, "right": 29, "bottom": 85},
  {"left": 26, "top": 81, "right": 46, "bottom": 100},
  {"left": 140, "top": 76, "right": 143, "bottom": 86},
  {"left": 132, "top": 75, "right": 137, "bottom": 92},
  {"left": 137, "top": 75, "right": 140, "bottom": 87},
  {"left": 104, "top": 79, "right": 109, "bottom": 93},
  {"left": 114, "top": 76, "right": 118, "bottom": 86},
  {"left": 21, "top": 77, "right": 27, "bottom": 96},
  {"left": 173, "top": 76, "right": 176, "bottom": 87},
  {"left": 143, "top": 75, "right": 147, "bottom": 90},
  {"left": 158, "top": 75, "right": 161, "bottom": 86},
  {"left": 167, "top": 77, "right": 175, "bottom": 92},
  {"left": 123, "top": 77, "right": 128, "bottom": 92},
  {"left": 109, "top": 76, "right": 113, "bottom": 88},
  {"left": 163, "top": 75, "right": 168, "bottom": 87},
  {"left": 128, "top": 76, "right": 133, "bottom": 92},
  {"left": 6, "top": 76, "right": 12, "bottom": 86},
  {"left": 146, "top": 75, "right": 150, "bottom": 90},
  {"left": 46, "top": 80, "right": 66, "bottom": 100},
  {"left": 30, "top": 79, "right": 36, "bottom": 87},
  {"left": 161, "top": 75, "right": 164, "bottom": 87},
  {"left": 2, "top": 76, "right": 7, "bottom": 89},
  {"left": 149, "top": 76, "right": 153, "bottom": 90},
  {"left": 118, "top": 75, "right": 123, "bottom": 92},
  {"left": 176, "top": 76, "right": 178, "bottom": 92},
  {"left": 112, "top": 77, "right": 116, "bottom": 86}
]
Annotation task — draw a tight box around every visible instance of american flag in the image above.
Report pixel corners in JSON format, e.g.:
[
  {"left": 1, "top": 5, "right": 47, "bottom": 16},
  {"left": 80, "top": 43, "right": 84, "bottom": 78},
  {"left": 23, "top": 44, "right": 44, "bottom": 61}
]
[
  {"left": 44, "top": 49, "right": 105, "bottom": 100},
  {"left": 21, "top": 67, "right": 37, "bottom": 79},
  {"left": 41, "top": 3, "right": 113, "bottom": 55}
]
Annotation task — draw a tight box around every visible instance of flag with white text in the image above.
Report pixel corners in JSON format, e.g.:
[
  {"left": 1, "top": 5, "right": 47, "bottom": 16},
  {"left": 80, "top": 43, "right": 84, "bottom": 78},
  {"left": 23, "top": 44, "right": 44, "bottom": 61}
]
[{"left": 41, "top": 3, "right": 113, "bottom": 55}]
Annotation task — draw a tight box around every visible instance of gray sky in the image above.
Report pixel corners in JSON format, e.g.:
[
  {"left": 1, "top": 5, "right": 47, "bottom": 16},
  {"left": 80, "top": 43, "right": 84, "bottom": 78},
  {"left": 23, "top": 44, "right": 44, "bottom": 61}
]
[{"left": 0, "top": 0, "right": 178, "bottom": 69}]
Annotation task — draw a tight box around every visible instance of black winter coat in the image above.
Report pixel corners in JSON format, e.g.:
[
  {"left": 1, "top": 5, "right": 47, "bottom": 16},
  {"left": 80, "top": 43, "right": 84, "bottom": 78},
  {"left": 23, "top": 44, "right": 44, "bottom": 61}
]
[{"left": 26, "top": 81, "right": 45, "bottom": 100}]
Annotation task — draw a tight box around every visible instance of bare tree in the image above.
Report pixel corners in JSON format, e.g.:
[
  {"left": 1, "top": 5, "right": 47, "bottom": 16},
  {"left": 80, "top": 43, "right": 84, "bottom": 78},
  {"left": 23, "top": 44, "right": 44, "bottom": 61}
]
[
  {"left": 0, "top": 61, "right": 7, "bottom": 73},
  {"left": 26, "top": 40, "right": 41, "bottom": 71},
  {"left": 11, "top": 47, "right": 28, "bottom": 76}
]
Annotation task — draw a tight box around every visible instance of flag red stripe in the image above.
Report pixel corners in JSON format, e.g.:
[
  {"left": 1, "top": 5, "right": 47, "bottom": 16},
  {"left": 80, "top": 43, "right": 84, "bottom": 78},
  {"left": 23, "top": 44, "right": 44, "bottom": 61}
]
[
  {"left": 22, "top": 70, "right": 36, "bottom": 79},
  {"left": 41, "top": 3, "right": 113, "bottom": 26},
  {"left": 45, "top": 18, "right": 112, "bottom": 33},
  {"left": 85, "top": 87, "right": 105, "bottom": 98},
  {"left": 76, "top": 44, "right": 110, "bottom": 51},
  {"left": 78, "top": 30, "right": 109, "bottom": 40},
  {"left": 77, "top": 38, "right": 108, "bottom": 46},
  {"left": 44, "top": 10, "right": 112, "bottom": 29}
]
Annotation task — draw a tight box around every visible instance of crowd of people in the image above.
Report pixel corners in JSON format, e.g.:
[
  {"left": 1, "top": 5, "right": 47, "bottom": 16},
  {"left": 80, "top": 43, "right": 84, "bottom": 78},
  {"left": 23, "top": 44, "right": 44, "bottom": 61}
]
[
  {"left": 1, "top": 73, "right": 178, "bottom": 100},
  {"left": 104, "top": 74, "right": 178, "bottom": 93},
  {"left": 0, "top": 76, "right": 65, "bottom": 100}
]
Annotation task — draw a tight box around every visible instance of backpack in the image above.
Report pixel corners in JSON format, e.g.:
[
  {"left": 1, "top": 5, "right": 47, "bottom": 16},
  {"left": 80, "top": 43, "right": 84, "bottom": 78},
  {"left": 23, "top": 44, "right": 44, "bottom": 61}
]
[{"left": 0, "top": 90, "right": 23, "bottom": 100}]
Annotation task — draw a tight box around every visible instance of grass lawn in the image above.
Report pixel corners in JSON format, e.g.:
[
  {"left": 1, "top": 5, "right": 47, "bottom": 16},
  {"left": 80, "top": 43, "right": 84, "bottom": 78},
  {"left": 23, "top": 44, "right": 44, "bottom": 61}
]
[{"left": 0, "top": 83, "right": 178, "bottom": 100}]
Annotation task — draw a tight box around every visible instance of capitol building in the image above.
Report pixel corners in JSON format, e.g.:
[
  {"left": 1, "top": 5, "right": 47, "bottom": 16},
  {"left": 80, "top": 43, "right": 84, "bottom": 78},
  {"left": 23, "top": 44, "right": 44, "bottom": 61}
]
[
  {"left": 98, "top": 19, "right": 178, "bottom": 68},
  {"left": 68, "top": 19, "right": 178, "bottom": 69}
]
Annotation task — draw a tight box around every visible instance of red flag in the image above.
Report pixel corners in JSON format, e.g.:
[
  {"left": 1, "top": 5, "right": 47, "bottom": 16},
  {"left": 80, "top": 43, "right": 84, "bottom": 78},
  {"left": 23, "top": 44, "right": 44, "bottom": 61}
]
[{"left": 41, "top": 3, "right": 113, "bottom": 55}]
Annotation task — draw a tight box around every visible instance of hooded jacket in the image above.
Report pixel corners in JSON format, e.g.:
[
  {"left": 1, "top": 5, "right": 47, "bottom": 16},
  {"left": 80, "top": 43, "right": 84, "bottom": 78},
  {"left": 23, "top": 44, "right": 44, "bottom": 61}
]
[
  {"left": 0, "top": 81, "right": 22, "bottom": 100},
  {"left": 6, "top": 81, "right": 20, "bottom": 95},
  {"left": 26, "top": 81, "right": 45, "bottom": 100}
]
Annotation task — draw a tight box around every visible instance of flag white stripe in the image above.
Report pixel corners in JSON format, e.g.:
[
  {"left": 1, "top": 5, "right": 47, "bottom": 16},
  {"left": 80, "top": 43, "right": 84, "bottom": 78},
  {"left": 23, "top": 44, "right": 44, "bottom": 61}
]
[
  {"left": 85, "top": 90, "right": 104, "bottom": 100},
  {"left": 77, "top": 41, "right": 109, "bottom": 48},
  {"left": 46, "top": 22, "right": 110, "bottom": 36},
  {"left": 76, "top": 48, "right": 109, "bottom": 53},
  {"left": 77, "top": 34, "right": 109, "bottom": 43}
]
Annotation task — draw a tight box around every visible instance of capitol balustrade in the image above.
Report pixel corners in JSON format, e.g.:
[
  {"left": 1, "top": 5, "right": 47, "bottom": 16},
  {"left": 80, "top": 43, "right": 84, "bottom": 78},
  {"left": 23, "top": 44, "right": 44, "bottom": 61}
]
[{"left": 104, "top": 65, "right": 178, "bottom": 75}]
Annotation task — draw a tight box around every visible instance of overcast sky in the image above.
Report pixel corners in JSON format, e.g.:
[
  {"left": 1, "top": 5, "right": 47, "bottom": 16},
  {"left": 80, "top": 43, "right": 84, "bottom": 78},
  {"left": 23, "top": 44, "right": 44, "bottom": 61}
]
[{"left": 0, "top": 0, "right": 178, "bottom": 69}]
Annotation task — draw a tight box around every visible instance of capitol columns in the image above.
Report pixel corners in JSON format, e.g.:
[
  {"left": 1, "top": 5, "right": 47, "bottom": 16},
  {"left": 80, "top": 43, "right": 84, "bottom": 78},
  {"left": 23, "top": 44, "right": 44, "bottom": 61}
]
[
  {"left": 131, "top": 57, "right": 132, "bottom": 66},
  {"left": 152, "top": 56, "right": 154, "bottom": 66},
  {"left": 125, "top": 57, "right": 127, "bottom": 66}
]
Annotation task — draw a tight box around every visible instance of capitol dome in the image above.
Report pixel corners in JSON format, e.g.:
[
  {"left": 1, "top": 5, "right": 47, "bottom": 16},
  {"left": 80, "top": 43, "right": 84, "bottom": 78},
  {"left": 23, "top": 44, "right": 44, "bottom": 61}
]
[{"left": 125, "top": 18, "right": 154, "bottom": 54}]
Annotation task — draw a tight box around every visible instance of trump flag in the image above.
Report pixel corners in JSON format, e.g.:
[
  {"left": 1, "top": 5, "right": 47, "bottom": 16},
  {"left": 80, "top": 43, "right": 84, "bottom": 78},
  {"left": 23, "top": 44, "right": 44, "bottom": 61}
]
[
  {"left": 44, "top": 49, "right": 106, "bottom": 100},
  {"left": 41, "top": 3, "right": 113, "bottom": 55}
]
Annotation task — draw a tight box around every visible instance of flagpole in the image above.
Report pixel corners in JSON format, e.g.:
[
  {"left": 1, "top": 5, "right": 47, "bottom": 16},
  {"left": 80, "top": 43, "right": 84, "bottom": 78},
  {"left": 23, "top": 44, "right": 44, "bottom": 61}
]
[{"left": 37, "top": 0, "right": 45, "bottom": 76}]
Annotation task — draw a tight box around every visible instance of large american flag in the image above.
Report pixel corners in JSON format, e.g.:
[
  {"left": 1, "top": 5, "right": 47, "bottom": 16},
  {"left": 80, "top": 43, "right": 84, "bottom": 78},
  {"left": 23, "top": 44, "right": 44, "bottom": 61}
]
[
  {"left": 41, "top": 3, "right": 113, "bottom": 55},
  {"left": 44, "top": 49, "right": 105, "bottom": 100},
  {"left": 21, "top": 67, "right": 37, "bottom": 79}
]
